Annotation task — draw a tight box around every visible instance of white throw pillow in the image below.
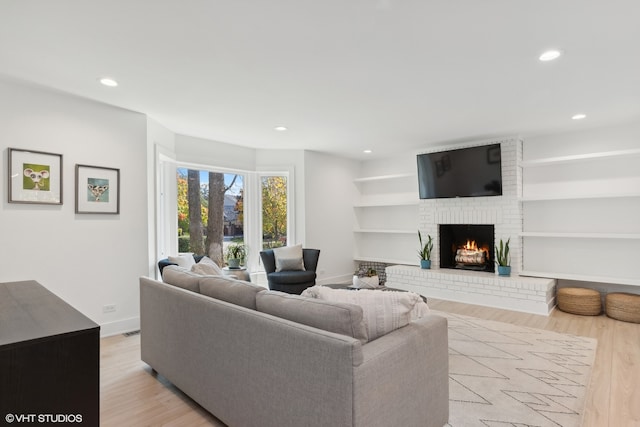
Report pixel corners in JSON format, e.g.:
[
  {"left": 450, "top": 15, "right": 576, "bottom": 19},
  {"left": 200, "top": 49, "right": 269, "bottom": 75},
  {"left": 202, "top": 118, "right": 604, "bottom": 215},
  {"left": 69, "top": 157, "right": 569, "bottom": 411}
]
[
  {"left": 273, "top": 244, "right": 305, "bottom": 272},
  {"left": 191, "top": 256, "right": 224, "bottom": 276},
  {"left": 168, "top": 254, "right": 196, "bottom": 269},
  {"left": 301, "top": 286, "right": 429, "bottom": 341}
]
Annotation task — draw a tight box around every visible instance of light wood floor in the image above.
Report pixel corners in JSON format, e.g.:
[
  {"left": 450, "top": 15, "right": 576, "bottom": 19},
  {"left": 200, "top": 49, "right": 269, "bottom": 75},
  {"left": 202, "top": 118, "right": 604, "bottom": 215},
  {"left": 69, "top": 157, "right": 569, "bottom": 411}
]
[{"left": 100, "top": 299, "right": 640, "bottom": 427}]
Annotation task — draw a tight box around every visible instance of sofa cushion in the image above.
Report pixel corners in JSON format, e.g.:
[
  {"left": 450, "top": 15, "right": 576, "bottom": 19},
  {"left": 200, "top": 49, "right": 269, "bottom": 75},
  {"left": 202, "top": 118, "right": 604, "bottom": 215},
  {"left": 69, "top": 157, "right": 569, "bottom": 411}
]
[
  {"left": 302, "top": 286, "right": 429, "bottom": 341},
  {"left": 162, "top": 265, "right": 202, "bottom": 293},
  {"left": 191, "top": 256, "right": 224, "bottom": 276},
  {"left": 256, "top": 290, "right": 369, "bottom": 343},
  {"left": 199, "top": 276, "right": 263, "bottom": 309},
  {"left": 273, "top": 244, "right": 305, "bottom": 272},
  {"left": 168, "top": 253, "right": 197, "bottom": 269}
]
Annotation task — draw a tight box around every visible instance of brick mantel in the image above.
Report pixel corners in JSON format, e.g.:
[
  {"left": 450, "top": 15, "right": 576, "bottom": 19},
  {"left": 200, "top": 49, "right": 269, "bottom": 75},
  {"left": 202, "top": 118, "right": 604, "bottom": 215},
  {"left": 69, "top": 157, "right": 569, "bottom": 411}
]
[{"left": 386, "top": 265, "right": 556, "bottom": 315}]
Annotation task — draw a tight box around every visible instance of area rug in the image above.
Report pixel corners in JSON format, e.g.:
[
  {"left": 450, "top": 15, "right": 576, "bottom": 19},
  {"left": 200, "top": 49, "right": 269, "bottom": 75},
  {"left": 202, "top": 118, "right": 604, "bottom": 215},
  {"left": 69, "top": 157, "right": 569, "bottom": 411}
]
[{"left": 432, "top": 310, "right": 597, "bottom": 427}]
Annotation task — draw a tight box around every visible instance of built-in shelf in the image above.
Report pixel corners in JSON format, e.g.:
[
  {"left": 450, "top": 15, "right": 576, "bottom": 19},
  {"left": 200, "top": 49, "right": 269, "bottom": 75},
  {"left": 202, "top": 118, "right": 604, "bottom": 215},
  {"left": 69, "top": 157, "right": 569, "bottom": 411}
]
[
  {"left": 520, "top": 270, "right": 639, "bottom": 287},
  {"left": 521, "top": 141, "right": 640, "bottom": 287},
  {"left": 354, "top": 171, "right": 418, "bottom": 265},
  {"left": 521, "top": 232, "right": 640, "bottom": 239},
  {"left": 521, "top": 193, "right": 640, "bottom": 201},
  {"left": 521, "top": 148, "right": 640, "bottom": 168},
  {"left": 354, "top": 228, "right": 415, "bottom": 234},
  {"left": 353, "top": 173, "right": 414, "bottom": 183}
]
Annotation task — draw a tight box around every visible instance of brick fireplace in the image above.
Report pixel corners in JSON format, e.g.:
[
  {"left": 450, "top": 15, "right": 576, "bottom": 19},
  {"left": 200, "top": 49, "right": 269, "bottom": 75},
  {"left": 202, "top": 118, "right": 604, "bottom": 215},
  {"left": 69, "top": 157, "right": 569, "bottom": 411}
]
[{"left": 385, "top": 137, "right": 557, "bottom": 315}]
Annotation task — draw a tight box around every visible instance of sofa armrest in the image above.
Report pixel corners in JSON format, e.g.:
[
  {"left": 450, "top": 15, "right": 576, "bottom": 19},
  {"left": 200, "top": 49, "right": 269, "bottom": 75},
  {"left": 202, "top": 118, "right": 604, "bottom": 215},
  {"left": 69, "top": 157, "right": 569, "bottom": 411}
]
[{"left": 354, "top": 315, "right": 449, "bottom": 427}]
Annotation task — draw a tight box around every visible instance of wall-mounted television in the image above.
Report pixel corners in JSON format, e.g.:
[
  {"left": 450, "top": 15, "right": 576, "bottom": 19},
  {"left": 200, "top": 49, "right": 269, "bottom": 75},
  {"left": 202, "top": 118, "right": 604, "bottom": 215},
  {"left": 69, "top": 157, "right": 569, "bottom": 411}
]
[{"left": 417, "top": 144, "right": 502, "bottom": 199}]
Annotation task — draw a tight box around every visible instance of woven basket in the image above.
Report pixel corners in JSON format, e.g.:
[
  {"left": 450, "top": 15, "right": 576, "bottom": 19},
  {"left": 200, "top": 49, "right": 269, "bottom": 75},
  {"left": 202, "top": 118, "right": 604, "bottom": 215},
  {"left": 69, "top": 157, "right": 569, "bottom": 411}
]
[
  {"left": 605, "top": 293, "right": 640, "bottom": 323},
  {"left": 556, "top": 287, "right": 602, "bottom": 316}
]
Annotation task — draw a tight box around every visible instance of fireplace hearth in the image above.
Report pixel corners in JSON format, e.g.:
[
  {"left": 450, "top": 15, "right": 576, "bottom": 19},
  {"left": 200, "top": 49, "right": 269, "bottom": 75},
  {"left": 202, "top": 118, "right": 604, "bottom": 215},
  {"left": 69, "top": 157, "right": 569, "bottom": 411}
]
[{"left": 439, "top": 224, "right": 495, "bottom": 272}]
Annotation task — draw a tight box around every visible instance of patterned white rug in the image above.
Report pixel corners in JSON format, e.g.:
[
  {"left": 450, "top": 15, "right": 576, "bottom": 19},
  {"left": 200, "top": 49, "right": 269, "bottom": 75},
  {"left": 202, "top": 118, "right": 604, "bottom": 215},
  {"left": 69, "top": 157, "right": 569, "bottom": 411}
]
[{"left": 433, "top": 311, "right": 597, "bottom": 427}]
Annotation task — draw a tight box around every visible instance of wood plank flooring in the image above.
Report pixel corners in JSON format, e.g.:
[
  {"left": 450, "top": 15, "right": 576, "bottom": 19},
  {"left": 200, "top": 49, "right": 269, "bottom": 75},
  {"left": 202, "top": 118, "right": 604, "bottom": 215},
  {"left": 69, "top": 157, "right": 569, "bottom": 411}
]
[{"left": 100, "top": 299, "right": 640, "bottom": 426}]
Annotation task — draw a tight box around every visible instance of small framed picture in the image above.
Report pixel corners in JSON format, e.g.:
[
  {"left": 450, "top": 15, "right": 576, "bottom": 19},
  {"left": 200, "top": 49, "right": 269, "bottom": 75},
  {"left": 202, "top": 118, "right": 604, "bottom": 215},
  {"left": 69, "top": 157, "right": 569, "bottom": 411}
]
[
  {"left": 75, "top": 164, "right": 120, "bottom": 214},
  {"left": 8, "top": 148, "right": 63, "bottom": 205}
]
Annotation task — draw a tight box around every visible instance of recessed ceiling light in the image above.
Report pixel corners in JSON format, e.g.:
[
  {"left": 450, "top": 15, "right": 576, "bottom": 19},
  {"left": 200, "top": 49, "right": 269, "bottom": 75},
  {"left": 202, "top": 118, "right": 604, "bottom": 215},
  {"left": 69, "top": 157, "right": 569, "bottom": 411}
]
[
  {"left": 539, "top": 50, "right": 562, "bottom": 62},
  {"left": 572, "top": 113, "right": 586, "bottom": 120},
  {"left": 273, "top": 126, "right": 288, "bottom": 131},
  {"left": 99, "top": 77, "right": 118, "bottom": 87},
  {"left": 363, "top": 149, "right": 372, "bottom": 154}
]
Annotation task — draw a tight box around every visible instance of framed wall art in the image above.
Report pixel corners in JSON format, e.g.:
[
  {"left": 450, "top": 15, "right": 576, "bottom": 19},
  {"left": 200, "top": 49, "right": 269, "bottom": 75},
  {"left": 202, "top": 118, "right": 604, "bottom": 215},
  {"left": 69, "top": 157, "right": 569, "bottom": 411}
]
[
  {"left": 75, "top": 164, "right": 120, "bottom": 214},
  {"left": 8, "top": 148, "right": 63, "bottom": 204}
]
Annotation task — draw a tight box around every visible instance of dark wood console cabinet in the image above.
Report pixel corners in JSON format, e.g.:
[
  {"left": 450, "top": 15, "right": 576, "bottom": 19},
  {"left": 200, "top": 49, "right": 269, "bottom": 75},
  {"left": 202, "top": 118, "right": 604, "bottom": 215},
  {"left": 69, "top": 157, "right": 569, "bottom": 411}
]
[{"left": 0, "top": 280, "right": 100, "bottom": 426}]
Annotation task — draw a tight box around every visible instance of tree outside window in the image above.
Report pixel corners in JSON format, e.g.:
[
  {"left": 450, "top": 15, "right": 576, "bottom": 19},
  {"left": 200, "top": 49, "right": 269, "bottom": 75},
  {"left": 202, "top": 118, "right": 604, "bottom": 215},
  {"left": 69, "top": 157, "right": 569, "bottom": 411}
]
[
  {"left": 261, "top": 176, "right": 287, "bottom": 248},
  {"left": 177, "top": 168, "right": 243, "bottom": 266}
]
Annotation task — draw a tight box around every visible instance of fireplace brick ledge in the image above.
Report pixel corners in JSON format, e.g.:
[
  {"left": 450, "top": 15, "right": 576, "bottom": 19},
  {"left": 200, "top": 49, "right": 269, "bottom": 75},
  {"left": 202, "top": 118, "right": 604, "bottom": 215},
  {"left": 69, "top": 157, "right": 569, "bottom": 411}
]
[{"left": 386, "top": 265, "right": 556, "bottom": 315}]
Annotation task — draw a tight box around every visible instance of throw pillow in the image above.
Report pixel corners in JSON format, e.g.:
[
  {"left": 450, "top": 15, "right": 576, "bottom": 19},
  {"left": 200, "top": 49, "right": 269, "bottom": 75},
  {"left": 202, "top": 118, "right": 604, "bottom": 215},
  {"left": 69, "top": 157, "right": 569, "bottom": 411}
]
[
  {"left": 256, "top": 290, "right": 369, "bottom": 343},
  {"left": 301, "top": 286, "right": 430, "bottom": 341},
  {"left": 168, "top": 253, "right": 196, "bottom": 269},
  {"left": 199, "top": 276, "right": 264, "bottom": 310},
  {"left": 273, "top": 244, "right": 305, "bottom": 272},
  {"left": 191, "top": 256, "right": 224, "bottom": 276}
]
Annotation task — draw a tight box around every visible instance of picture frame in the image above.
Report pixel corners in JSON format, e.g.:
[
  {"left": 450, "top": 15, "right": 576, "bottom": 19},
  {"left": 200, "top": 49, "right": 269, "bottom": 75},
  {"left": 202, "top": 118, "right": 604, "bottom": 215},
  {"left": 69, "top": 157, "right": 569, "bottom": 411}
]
[
  {"left": 8, "top": 148, "right": 63, "bottom": 205},
  {"left": 75, "top": 164, "right": 120, "bottom": 214}
]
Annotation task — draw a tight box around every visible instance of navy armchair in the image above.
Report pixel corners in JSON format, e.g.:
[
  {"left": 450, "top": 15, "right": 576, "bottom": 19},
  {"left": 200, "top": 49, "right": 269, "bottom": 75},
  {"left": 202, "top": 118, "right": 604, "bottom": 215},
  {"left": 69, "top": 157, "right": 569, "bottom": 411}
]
[{"left": 260, "top": 248, "right": 320, "bottom": 295}]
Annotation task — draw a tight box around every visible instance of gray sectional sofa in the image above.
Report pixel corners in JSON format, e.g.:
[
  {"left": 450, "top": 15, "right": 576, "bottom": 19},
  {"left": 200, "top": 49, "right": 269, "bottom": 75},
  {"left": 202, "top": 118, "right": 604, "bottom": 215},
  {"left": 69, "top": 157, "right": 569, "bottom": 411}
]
[{"left": 140, "top": 269, "right": 449, "bottom": 427}]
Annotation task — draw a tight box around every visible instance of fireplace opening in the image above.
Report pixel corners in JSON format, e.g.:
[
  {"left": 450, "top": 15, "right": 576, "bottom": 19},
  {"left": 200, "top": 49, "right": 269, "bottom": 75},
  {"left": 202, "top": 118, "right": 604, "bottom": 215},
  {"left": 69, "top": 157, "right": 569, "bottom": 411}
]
[{"left": 439, "top": 224, "right": 495, "bottom": 272}]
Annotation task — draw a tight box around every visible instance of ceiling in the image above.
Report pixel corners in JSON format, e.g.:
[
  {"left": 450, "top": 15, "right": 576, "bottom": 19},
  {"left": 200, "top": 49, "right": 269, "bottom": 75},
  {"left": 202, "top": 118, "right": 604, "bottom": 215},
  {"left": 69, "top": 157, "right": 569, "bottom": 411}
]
[{"left": 1, "top": 1, "right": 639, "bottom": 159}]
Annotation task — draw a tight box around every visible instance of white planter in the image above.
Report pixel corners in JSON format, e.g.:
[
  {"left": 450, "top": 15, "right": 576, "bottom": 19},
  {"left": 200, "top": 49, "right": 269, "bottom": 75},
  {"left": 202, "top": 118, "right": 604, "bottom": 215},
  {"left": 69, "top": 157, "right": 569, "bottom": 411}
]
[{"left": 352, "top": 275, "right": 380, "bottom": 289}]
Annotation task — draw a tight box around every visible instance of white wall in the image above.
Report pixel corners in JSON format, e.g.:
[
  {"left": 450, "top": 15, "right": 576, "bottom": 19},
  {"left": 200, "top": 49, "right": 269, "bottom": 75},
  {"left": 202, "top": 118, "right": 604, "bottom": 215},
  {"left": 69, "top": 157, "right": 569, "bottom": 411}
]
[
  {"left": 176, "top": 134, "right": 256, "bottom": 171},
  {"left": 303, "top": 151, "right": 359, "bottom": 284},
  {"left": 0, "top": 77, "right": 149, "bottom": 336}
]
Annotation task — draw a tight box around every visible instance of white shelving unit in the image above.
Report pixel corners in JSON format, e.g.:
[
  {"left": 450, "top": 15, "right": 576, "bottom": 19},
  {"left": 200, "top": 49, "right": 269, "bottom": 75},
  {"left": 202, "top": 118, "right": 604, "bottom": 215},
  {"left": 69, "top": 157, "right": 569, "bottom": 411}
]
[
  {"left": 521, "top": 148, "right": 640, "bottom": 286},
  {"left": 353, "top": 173, "right": 419, "bottom": 265}
]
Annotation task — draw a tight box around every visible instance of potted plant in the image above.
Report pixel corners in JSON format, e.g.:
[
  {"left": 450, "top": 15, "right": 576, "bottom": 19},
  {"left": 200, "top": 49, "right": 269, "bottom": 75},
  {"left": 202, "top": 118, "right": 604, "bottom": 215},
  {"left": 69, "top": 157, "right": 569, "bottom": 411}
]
[
  {"left": 495, "top": 238, "right": 511, "bottom": 276},
  {"left": 352, "top": 267, "right": 380, "bottom": 289},
  {"left": 226, "top": 243, "right": 246, "bottom": 269},
  {"left": 418, "top": 231, "right": 433, "bottom": 269}
]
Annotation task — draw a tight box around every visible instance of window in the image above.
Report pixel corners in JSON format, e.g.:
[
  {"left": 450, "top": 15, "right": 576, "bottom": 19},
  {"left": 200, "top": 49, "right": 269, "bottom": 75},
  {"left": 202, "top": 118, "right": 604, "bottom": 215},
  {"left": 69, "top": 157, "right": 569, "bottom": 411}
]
[
  {"left": 261, "top": 175, "right": 288, "bottom": 249},
  {"left": 177, "top": 167, "right": 244, "bottom": 266}
]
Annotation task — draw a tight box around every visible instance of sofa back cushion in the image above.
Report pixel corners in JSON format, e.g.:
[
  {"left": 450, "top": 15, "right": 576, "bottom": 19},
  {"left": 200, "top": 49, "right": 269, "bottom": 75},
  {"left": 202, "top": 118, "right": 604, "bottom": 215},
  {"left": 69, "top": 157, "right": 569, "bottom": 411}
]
[
  {"left": 301, "top": 286, "right": 429, "bottom": 341},
  {"left": 162, "top": 265, "right": 202, "bottom": 293},
  {"left": 256, "top": 290, "right": 369, "bottom": 343},
  {"left": 199, "top": 276, "right": 263, "bottom": 310}
]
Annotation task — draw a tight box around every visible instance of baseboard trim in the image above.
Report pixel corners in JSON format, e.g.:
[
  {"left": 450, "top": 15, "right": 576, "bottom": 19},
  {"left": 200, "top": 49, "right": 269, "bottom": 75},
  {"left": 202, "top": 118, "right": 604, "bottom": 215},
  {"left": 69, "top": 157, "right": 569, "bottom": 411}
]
[{"left": 100, "top": 316, "right": 140, "bottom": 338}]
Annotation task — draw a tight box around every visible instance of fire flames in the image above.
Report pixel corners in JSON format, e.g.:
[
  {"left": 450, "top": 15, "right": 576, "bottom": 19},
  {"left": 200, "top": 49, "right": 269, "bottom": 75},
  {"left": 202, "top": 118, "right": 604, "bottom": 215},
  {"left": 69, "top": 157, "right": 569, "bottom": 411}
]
[{"left": 463, "top": 240, "right": 479, "bottom": 251}]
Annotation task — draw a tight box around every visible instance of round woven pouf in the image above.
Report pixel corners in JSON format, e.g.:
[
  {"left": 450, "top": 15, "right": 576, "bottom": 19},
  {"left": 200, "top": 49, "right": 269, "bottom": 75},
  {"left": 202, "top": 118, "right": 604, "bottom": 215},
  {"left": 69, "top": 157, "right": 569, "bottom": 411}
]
[
  {"left": 605, "top": 293, "right": 640, "bottom": 323},
  {"left": 556, "top": 287, "right": 602, "bottom": 316}
]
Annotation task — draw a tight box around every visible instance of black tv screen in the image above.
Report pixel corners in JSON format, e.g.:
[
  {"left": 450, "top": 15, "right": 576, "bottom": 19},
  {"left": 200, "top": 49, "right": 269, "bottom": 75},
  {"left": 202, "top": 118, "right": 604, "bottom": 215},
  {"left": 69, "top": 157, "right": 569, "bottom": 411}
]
[{"left": 417, "top": 144, "right": 502, "bottom": 199}]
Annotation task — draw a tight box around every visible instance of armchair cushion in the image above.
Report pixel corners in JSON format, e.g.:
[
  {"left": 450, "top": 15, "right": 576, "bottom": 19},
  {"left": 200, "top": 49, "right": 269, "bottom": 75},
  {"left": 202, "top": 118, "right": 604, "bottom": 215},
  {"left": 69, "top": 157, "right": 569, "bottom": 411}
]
[
  {"left": 267, "top": 270, "right": 317, "bottom": 285},
  {"left": 273, "top": 244, "right": 305, "bottom": 271}
]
